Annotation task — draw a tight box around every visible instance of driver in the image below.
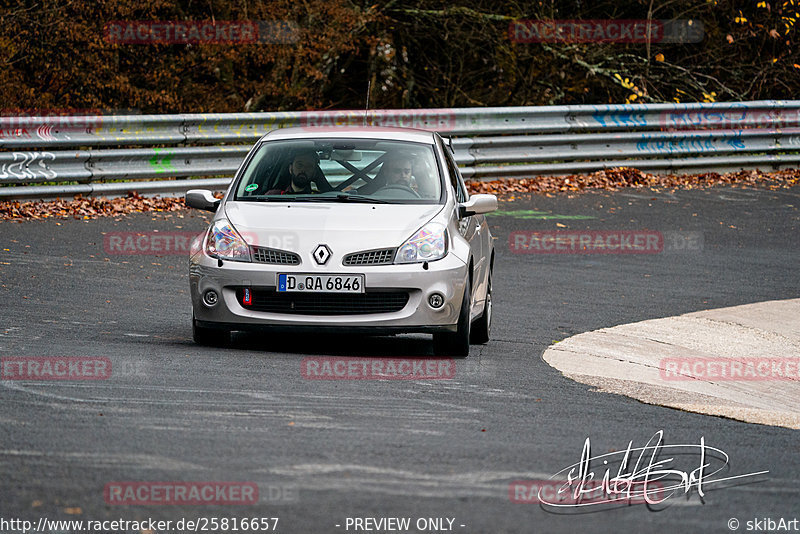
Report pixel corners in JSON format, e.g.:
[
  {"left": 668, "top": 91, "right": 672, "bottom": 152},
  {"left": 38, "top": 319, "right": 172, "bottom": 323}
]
[
  {"left": 384, "top": 156, "right": 414, "bottom": 189},
  {"left": 268, "top": 150, "right": 333, "bottom": 194}
]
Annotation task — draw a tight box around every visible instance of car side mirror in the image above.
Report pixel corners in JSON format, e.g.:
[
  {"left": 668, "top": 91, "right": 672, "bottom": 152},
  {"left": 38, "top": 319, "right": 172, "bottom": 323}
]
[
  {"left": 185, "top": 189, "right": 220, "bottom": 212},
  {"left": 458, "top": 194, "right": 497, "bottom": 218}
]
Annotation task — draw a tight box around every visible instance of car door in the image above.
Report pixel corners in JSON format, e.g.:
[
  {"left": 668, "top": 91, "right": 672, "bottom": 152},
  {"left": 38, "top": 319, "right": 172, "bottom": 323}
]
[{"left": 439, "top": 136, "right": 484, "bottom": 317}]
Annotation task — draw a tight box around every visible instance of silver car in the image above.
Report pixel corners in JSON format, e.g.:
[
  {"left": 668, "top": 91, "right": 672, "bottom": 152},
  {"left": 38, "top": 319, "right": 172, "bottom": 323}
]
[{"left": 185, "top": 127, "right": 496, "bottom": 357}]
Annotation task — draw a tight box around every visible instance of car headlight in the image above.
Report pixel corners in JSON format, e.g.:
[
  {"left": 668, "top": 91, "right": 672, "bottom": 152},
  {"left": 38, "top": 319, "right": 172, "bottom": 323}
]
[
  {"left": 395, "top": 222, "right": 447, "bottom": 264},
  {"left": 205, "top": 219, "right": 251, "bottom": 262}
]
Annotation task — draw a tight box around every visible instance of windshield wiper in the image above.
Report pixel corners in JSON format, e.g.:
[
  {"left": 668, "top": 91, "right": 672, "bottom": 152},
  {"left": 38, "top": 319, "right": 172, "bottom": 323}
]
[
  {"left": 251, "top": 195, "right": 321, "bottom": 202},
  {"left": 334, "top": 193, "right": 389, "bottom": 204},
  {"left": 247, "top": 194, "right": 389, "bottom": 204}
]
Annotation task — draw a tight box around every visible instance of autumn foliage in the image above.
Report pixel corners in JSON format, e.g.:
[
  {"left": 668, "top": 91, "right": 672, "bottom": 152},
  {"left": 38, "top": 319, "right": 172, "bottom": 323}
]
[{"left": 0, "top": 1, "right": 797, "bottom": 114}]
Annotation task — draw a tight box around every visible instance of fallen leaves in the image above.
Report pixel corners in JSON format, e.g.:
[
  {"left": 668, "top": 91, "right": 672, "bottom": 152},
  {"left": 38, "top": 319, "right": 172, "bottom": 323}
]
[
  {"left": 0, "top": 191, "right": 189, "bottom": 221},
  {"left": 465, "top": 168, "right": 799, "bottom": 196},
  {"left": 0, "top": 170, "right": 797, "bottom": 221}
]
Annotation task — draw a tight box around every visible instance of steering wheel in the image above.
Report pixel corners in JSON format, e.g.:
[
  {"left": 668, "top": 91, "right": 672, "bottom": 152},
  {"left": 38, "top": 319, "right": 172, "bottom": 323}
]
[{"left": 377, "top": 184, "right": 421, "bottom": 198}]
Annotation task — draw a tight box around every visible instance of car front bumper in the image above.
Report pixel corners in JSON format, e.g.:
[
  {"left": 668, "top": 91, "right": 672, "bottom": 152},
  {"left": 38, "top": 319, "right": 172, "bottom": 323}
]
[{"left": 190, "top": 252, "right": 468, "bottom": 333}]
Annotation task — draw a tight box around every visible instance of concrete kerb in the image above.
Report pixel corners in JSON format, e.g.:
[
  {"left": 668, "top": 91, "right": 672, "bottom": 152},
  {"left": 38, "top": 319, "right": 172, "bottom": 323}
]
[{"left": 542, "top": 298, "right": 800, "bottom": 429}]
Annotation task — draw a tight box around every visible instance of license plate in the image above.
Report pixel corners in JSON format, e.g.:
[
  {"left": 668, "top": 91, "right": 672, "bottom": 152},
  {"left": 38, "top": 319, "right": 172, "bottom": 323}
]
[{"left": 277, "top": 274, "right": 364, "bottom": 293}]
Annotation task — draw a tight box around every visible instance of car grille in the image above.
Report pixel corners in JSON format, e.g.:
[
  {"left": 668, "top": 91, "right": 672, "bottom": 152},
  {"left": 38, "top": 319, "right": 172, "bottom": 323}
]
[
  {"left": 343, "top": 248, "right": 396, "bottom": 266},
  {"left": 251, "top": 246, "right": 301, "bottom": 265},
  {"left": 237, "top": 288, "right": 409, "bottom": 315}
]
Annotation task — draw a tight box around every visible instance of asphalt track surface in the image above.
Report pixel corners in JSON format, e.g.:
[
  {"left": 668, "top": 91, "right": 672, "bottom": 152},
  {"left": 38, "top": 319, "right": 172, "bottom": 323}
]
[{"left": 1, "top": 185, "right": 799, "bottom": 533}]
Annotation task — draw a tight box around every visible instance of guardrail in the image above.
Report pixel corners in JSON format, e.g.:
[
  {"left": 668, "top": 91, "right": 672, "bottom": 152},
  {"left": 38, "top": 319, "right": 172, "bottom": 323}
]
[{"left": 1, "top": 101, "right": 799, "bottom": 200}]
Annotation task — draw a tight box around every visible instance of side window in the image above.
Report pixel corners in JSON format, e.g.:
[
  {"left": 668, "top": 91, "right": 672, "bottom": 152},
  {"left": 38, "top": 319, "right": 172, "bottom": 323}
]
[{"left": 442, "top": 143, "right": 467, "bottom": 203}]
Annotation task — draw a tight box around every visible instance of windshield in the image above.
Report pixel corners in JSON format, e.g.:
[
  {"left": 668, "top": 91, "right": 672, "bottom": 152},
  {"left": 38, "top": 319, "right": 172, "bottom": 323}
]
[{"left": 233, "top": 138, "right": 442, "bottom": 204}]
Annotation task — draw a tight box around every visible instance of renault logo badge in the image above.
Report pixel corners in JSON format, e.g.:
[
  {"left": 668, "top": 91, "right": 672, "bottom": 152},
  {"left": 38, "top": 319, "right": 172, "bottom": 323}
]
[{"left": 313, "top": 244, "right": 331, "bottom": 265}]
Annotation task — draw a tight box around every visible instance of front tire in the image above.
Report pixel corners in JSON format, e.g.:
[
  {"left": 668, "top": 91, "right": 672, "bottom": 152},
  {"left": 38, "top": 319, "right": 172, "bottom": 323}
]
[
  {"left": 193, "top": 313, "right": 230, "bottom": 346},
  {"left": 433, "top": 279, "right": 471, "bottom": 358},
  {"left": 470, "top": 266, "right": 492, "bottom": 344}
]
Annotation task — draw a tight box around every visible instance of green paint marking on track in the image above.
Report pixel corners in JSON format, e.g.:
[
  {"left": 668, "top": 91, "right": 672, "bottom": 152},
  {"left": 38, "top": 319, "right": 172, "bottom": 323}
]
[{"left": 487, "top": 209, "right": 596, "bottom": 220}]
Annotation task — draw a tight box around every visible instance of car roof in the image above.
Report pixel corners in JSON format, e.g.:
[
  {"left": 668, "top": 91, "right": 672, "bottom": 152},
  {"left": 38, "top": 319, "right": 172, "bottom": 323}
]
[{"left": 260, "top": 126, "right": 438, "bottom": 144}]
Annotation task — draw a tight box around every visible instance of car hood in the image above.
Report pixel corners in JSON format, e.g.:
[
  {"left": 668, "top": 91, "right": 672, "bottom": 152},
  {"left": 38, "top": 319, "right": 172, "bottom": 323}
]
[{"left": 223, "top": 201, "right": 444, "bottom": 257}]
